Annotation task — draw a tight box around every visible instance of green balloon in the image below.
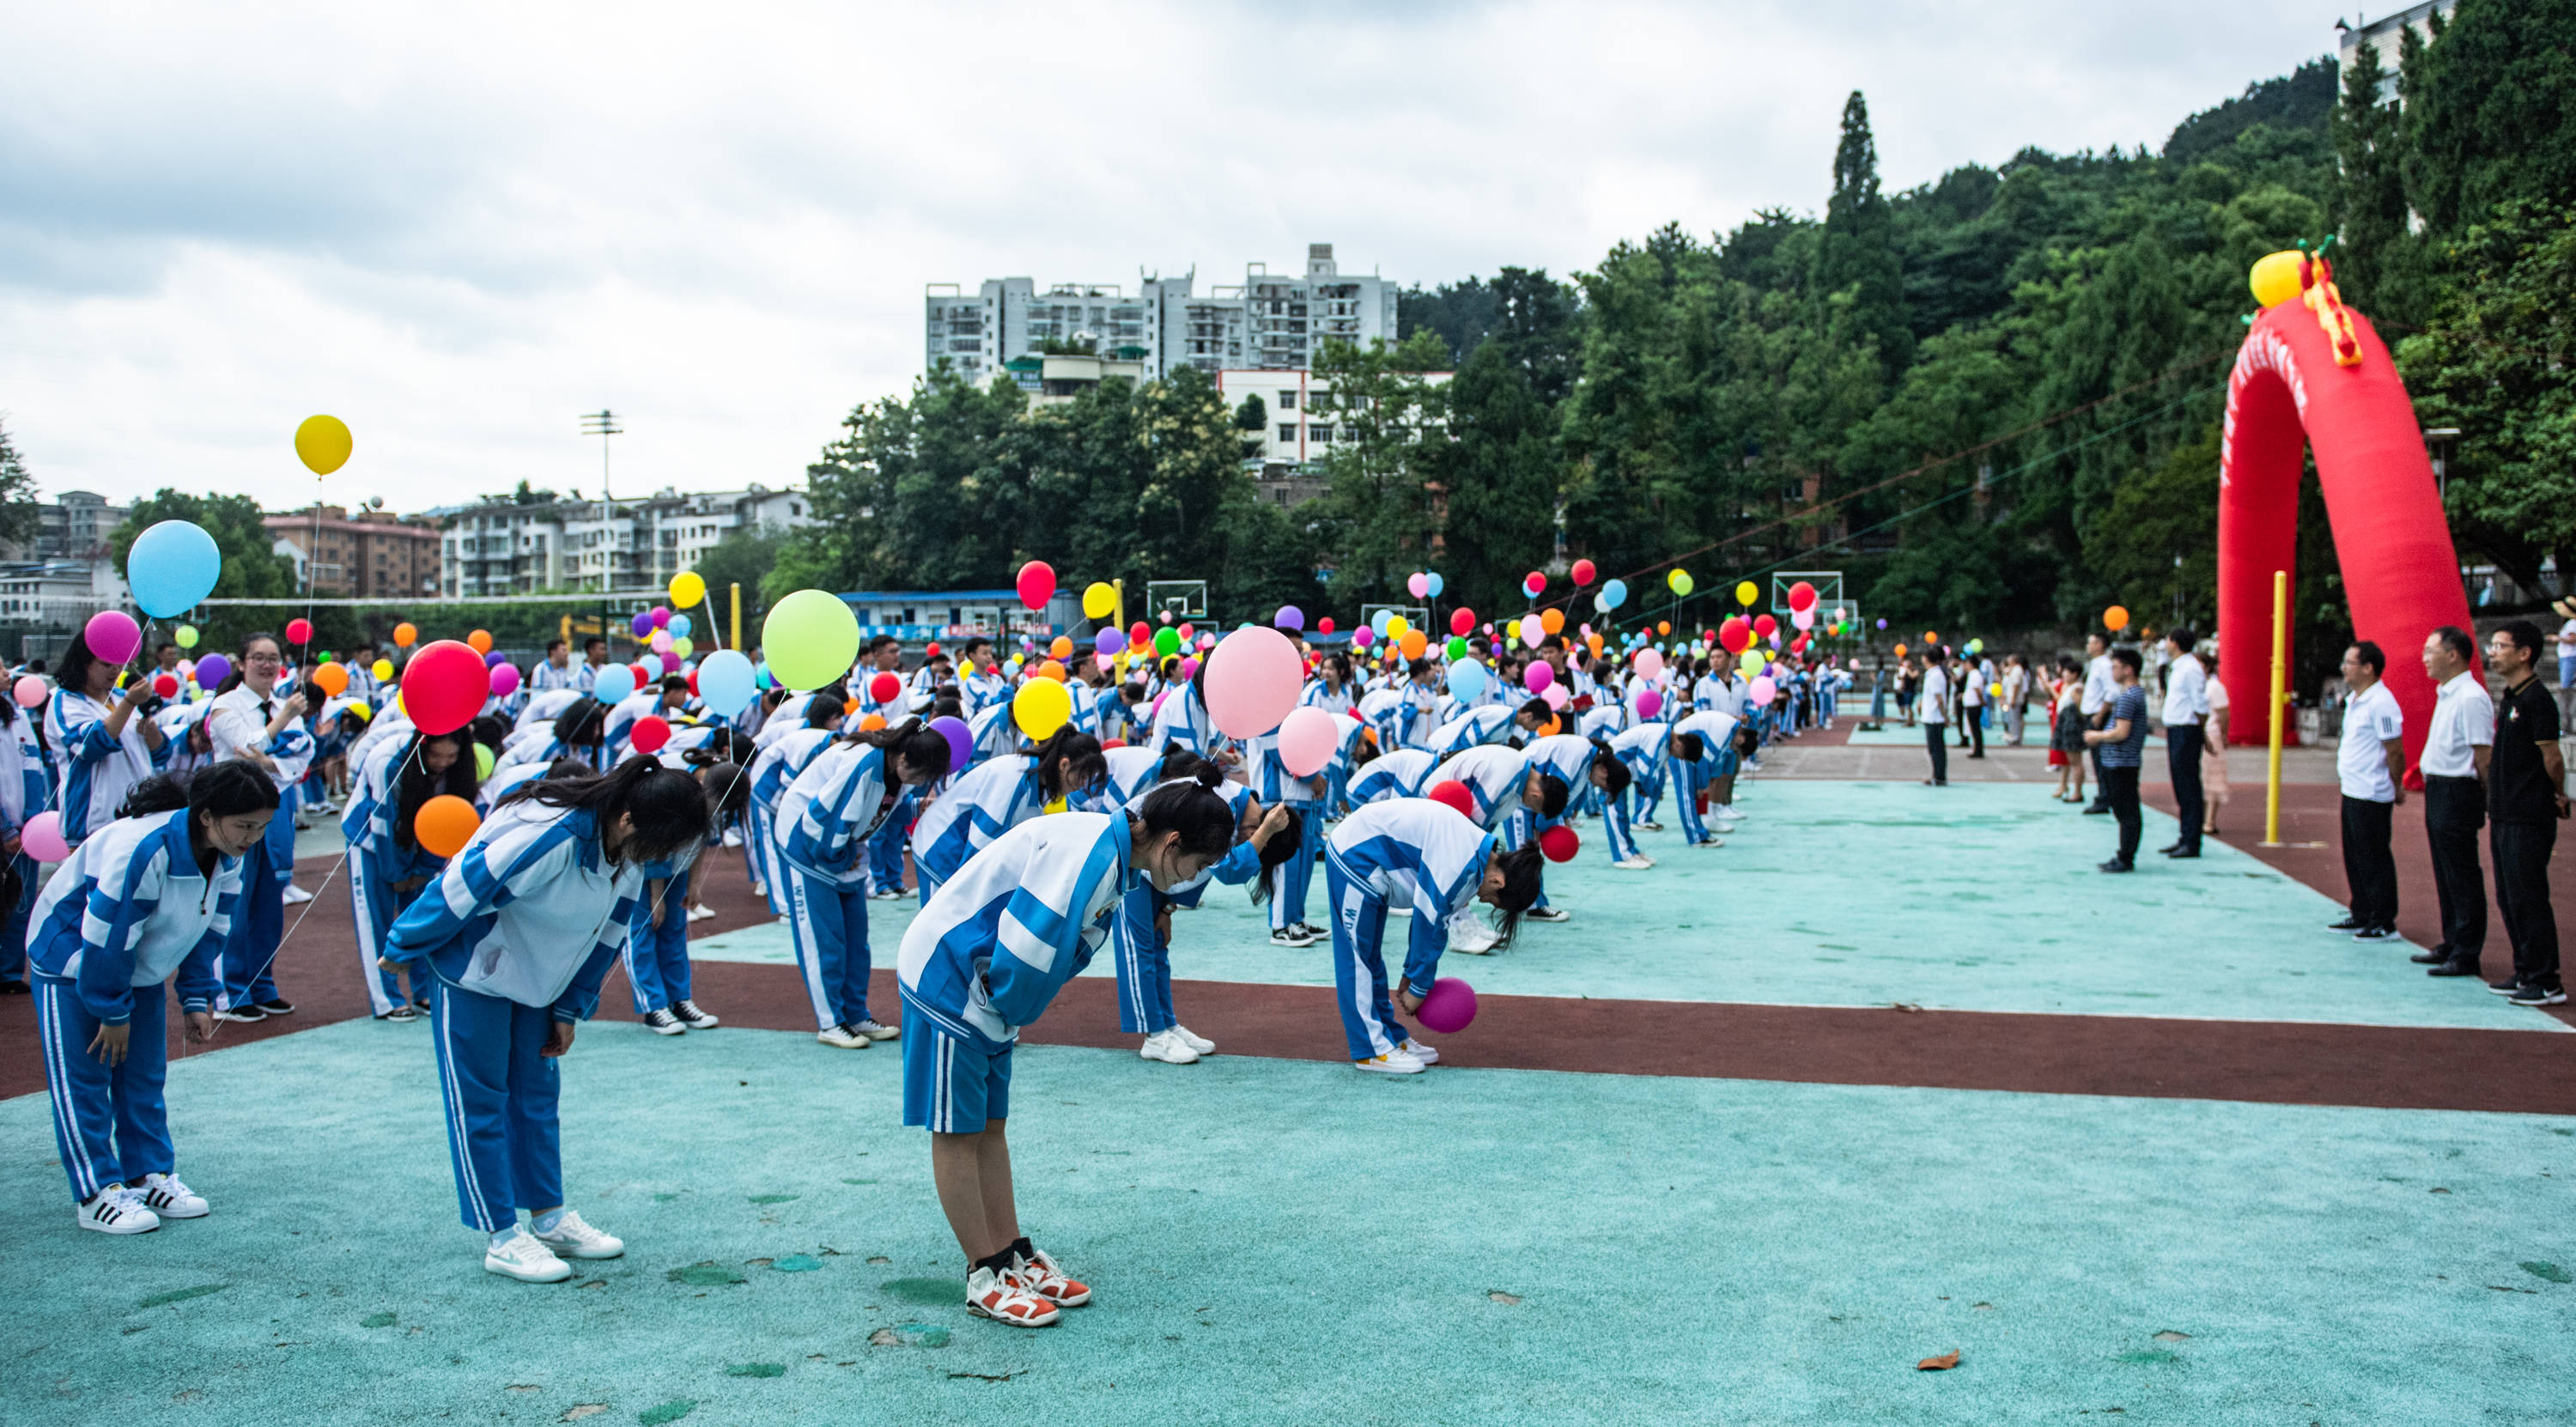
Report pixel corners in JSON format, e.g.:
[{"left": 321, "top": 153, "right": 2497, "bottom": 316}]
[
  {"left": 761, "top": 589, "right": 860, "bottom": 690},
  {"left": 1153, "top": 626, "right": 1182, "bottom": 656},
  {"left": 1446, "top": 635, "right": 1467, "bottom": 659},
  {"left": 474, "top": 744, "right": 496, "bottom": 781}
]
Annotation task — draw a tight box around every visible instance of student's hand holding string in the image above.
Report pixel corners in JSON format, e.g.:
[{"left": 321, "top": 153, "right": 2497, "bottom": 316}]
[
  {"left": 184, "top": 1011, "right": 215, "bottom": 1043},
  {"left": 542, "top": 1021, "right": 576, "bottom": 1057},
  {"left": 88, "top": 1020, "right": 131, "bottom": 1066},
  {"left": 1394, "top": 985, "right": 1425, "bottom": 1017}
]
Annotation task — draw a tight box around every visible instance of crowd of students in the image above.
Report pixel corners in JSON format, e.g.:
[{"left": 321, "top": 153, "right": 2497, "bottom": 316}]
[{"left": 15, "top": 614, "right": 1832, "bottom": 1327}]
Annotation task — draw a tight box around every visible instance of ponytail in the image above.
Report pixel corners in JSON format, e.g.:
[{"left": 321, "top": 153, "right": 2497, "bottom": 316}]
[
  {"left": 497, "top": 754, "right": 712, "bottom": 866},
  {"left": 1487, "top": 842, "right": 1544, "bottom": 948},
  {"left": 1031, "top": 726, "right": 1105, "bottom": 801},
  {"left": 844, "top": 716, "right": 952, "bottom": 786}
]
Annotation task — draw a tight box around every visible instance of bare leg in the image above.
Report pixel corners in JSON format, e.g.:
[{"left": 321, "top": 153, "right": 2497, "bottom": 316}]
[
  {"left": 978, "top": 1120, "right": 1018, "bottom": 1249},
  {"left": 931, "top": 1123, "right": 1017, "bottom": 1262}
]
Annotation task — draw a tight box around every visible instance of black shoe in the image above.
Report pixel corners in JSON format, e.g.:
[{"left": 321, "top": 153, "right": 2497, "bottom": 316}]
[
  {"left": 2158, "top": 842, "right": 2184, "bottom": 855},
  {"left": 374, "top": 1005, "right": 422, "bottom": 1023},
  {"left": 2427, "top": 959, "right": 2483, "bottom": 978},
  {"left": 2164, "top": 848, "right": 2200, "bottom": 859},
  {"left": 2353, "top": 926, "right": 2397, "bottom": 941},
  {"left": 254, "top": 998, "right": 295, "bottom": 1016},
  {"left": 2326, "top": 916, "right": 2366, "bottom": 932},
  {"left": 213, "top": 1005, "right": 267, "bottom": 1023},
  {"left": 2098, "top": 859, "right": 2134, "bottom": 873},
  {"left": 0, "top": 980, "right": 28, "bottom": 995},
  {"left": 2487, "top": 975, "right": 2524, "bottom": 995},
  {"left": 2509, "top": 982, "right": 2568, "bottom": 1006},
  {"left": 2082, "top": 805, "right": 2111, "bottom": 815}
]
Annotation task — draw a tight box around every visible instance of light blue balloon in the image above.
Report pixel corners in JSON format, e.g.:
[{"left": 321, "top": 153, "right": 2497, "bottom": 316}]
[
  {"left": 697, "top": 648, "right": 756, "bottom": 714},
  {"left": 592, "top": 663, "right": 637, "bottom": 706},
  {"left": 1448, "top": 660, "right": 1487, "bottom": 702},
  {"left": 127, "top": 519, "right": 221, "bottom": 617},
  {"left": 668, "top": 613, "right": 692, "bottom": 639},
  {"left": 1425, "top": 573, "right": 1444, "bottom": 598},
  {"left": 1601, "top": 579, "right": 1629, "bottom": 610},
  {"left": 1371, "top": 610, "right": 1394, "bottom": 637}
]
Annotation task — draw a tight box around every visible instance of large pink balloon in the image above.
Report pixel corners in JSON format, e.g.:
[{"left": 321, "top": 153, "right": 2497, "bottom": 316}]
[
  {"left": 12, "top": 675, "right": 45, "bottom": 708},
  {"left": 84, "top": 610, "right": 140, "bottom": 665},
  {"left": 20, "top": 811, "right": 69, "bottom": 864},
  {"left": 1203, "top": 626, "right": 1302, "bottom": 739},
  {"left": 1277, "top": 706, "right": 1340, "bottom": 778},
  {"left": 1633, "top": 649, "right": 1665, "bottom": 681},
  {"left": 1750, "top": 675, "right": 1778, "bottom": 706}
]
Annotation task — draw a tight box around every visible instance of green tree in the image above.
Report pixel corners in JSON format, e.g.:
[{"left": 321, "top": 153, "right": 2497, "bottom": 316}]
[
  {"left": 107, "top": 490, "right": 299, "bottom": 600},
  {"left": 2400, "top": 0, "right": 2576, "bottom": 236},
  {"left": 0, "top": 416, "right": 37, "bottom": 549},
  {"left": 1303, "top": 333, "right": 1455, "bottom": 608},
  {"left": 1817, "top": 90, "right": 1913, "bottom": 376},
  {"left": 2332, "top": 30, "right": 2421, "bottom": 316},
  {"left": 695, "top": 524, "right": 787, "bottom": 625}
]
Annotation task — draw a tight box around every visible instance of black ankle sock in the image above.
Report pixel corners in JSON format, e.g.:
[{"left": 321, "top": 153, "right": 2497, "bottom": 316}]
[
  {"left": 1009, "top": 1236, "right": 1034, "bottom": 1264},
  {"left": 972, "top": 1248, "right": 1015, "bottom": 1278}
]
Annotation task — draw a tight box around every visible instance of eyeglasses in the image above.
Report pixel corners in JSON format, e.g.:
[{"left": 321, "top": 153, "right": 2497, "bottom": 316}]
[{"left": 245, "top": 653, "right": 284, "bottom": 666}]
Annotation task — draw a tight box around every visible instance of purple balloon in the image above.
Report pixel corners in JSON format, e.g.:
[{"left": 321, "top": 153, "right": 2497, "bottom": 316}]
[
  {"left": 1273, "top": 605, "right": 1304, "bottom": 633},
  {"left": 483, "top": 651, "right": 509, "bottom": 667},
  {"left": 929, "top": 715, "right": 973, "bottom": 773},
  {"left": 630, "top": 610, "right": 656, "bottom": 639},
  {"left": 193, "top": 653, "right": 233, "bottom": 688},
  {"left": 1093, "top": 628, "right": 1124, "bottom": 659},
  {"left": 488, "top": 664, "right": 522, "bottom": 696}
]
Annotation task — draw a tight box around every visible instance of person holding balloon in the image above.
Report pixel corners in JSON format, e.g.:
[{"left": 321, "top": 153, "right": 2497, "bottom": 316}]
[
  {"left": 1323, "top": 798, "right": 1544, "bottom": 1074},
  {"left": 386, "top": 756, "right": 709, "bottom": 1282},
  {"left": 345, "top": 727, "right": 483, "bottom": 1021},
  {"left": 46, "top": 622, "right": 173, "bottom": 849},
  {"left": 774, "top": 718, "right": 955, "bottom": 1049}
]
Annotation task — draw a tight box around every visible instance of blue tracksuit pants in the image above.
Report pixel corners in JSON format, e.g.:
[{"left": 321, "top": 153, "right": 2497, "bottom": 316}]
[
  {"left": 1267, "top": 804, "right": 1321, "bottom": 931},
  {"left": 786, "top": 870, "right": 873, "bottom": 1030},
  {"left": 219, "top": 789, "right": 294, "bottom": 1008},
  {"left": 431, "top": 982, "right": 562, "bottom": 1232},
  {"left": 1673, "top": 761, "right": 1711, "bottom": 844},
  {"left": 865, "top": 790, "right": 913, "bottom": 892},
  {"left": 1322, "top": 856, "right": 1403, "bottom": 1060},
  {"left": 1113, "top": 883, "right": 1176, "bottom": 1035},
  {"left": 1604, "top": 788, "right": 1643, "bottom": 862},
  {"left": 0, "top": 851, "right": 36, "bottom": 984},
  {"left": 624, "top": 879, "right": 692, "bottom": 1014},
  {"left": 36, "top": 975, "right": 173, "bottom": 1202}
]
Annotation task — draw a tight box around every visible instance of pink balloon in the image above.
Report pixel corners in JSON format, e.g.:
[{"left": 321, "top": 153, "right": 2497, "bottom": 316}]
[
  {"left": 659, "top": 651, "right": 681, "bottom": 674},
  {"left": 12, "top": 675, "right": 45, "bottom": 708},
  {"left": 1633, "top": 649, "right": 1665, "bottom": 680},
  {"left": 1750, "top": 675, "right": 1778, "bottom": 705},
  {"left": 1542, "top": 683, "right": 1569, "bottom": 710},
  {"left": 1791, "top": 606, "right": 1815, "bottom": 630},
  {"left": 1406, "top": 572, "right": 1430, "bottom": 599},
  {"left": 1352, "top": 627, "right": 1376, "bottom": 649},
  {"left": 1415, "top": 976, "right": 1477, "bottom": 1034},
  {"left": 488, "top": 663, "right": 522, "bottom": 696},
  {"left": 1522, "top": 661, "right": 1554, "bottom": 694},
  {"left": 1637, "top": 688, "right": 1662, "bottom": 720},
  {"left": 21, "top": 810, "right": 69, "bottom": 864},
  {"left": 84, "top": 610, "right": 141, "bottom": 665},
  {"left": 1277, "top": 706, "right": 1340, "bottom": 778},
  {"left": 1203, "top": 626, "right": 1301, "bottom": 740}
]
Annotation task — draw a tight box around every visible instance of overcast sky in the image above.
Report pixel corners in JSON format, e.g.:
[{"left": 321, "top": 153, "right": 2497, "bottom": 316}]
[{"left": 0, "top": 1, "right": 2337, "bottom": 516}]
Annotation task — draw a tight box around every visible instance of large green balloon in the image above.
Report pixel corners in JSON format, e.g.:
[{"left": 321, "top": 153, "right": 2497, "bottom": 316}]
[
  {"left": 1153, "top": 626, "right": 1182, "bottom": 657},
  {"left": 762, "top": 589, "right": 860, "bottom": 691}
]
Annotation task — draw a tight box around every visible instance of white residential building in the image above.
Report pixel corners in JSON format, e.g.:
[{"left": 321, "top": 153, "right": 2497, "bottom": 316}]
[
  {"left": 927, "top": 243, "right": 1400, "bottom": 386},
  {"left": 440, "top": 484, "right": 815, "bottom": 598},
  {"left": 1216, "top": 367, "right": 1453, "bottom": 509},
  {"left": 2337, "top": 3, "right": 2457, "bottom": 100}
]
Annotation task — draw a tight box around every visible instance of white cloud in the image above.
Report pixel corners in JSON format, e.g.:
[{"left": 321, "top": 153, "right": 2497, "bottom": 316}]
[{"left": 0, "top": 0, "right": 2332, "bottom": 512}]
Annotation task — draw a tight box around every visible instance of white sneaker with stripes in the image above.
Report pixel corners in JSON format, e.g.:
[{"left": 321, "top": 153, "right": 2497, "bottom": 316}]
[
  {"left": 76, "top": 1187, "right": 160, "bottom": 1235},
  {"left": 134, "top": 1172, "right": 209, "bottom": 1218}
]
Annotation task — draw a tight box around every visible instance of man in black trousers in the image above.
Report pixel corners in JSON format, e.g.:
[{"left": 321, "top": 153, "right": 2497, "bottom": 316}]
[
  {"left": 2414, "top": 626, "right": 2493, "bottom": 979},
  {"left": 2158, "top": 628, "right": 2208, "bottom": 859},
  {"left": 1918, "top": 650, "right": 1950, "bottom": 787},
  {"left": 2482, "top": 621, "right": 2568, "bottom": 1005},
  {"left": 2330, "top": 641, "right": 2407, "bottom": 939}
]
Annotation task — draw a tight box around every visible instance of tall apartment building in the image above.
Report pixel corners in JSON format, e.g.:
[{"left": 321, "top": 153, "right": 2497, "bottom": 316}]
[
  {"left": 927, "top": 243, "right": 1398, "bottom": 386},
  {"left": 264, "top": 505, "right": 442, "bottom": 598},
  {"left": 439, "top": 484, "right": 813, "bottom": 598}
]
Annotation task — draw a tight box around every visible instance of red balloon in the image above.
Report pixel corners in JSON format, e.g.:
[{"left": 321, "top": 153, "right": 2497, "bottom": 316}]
[
  {"left": 925, "top": 642, "right": 942, "bottom": 658},
  {"left": 285, "top": 617, "right": 313, "bottom": 645},
  {"left": 1449, "top": 607, "right": 1475, "bottom": 638},
  {"left": 1016, "top": 561, "right": 1055, "bottom": 610},
  {"left": 1571, "top": 559, "right": 1596, "bottom": 586},
  {"left": 686, "top": 670, "right": 701, "bottom": 695},
  {"left": 1721, "top": 616, "right": 1751, "bottom": 653},
  {"left": 1524, "top": 570, "right": 1546, "bottom": 592},
  {"left": 1537, "top": 824, "right": 1580, "bottom": 864},
  {"left": 1317, "top": 617, "right": 1335, "bottom": 635},
  {"left": 634, "top": 662, "right": 655, "bottom": 688},
  {"left": 629, "top": 715, "right": 671, "bottom": 753},
  {"left": 1101, "top": 738, "right": 1126, "bottom": 750},
  {"left": 1788, "top": 580, "right": 1816, "bottom": 612},
  {"left": 1129, "top": 621, "right": 1151, "bottom": 647},
  {"left": 869, "top": 671, "right": 902, "bottom": 705},
  {"left": 1753, "top": 614, "right": 1777, "bottom": 637},
  {"left": 1427, "top": 780, "right": 1475, "bottom": 820},
  {"left": 153, "top": 674, "right": 179, "bottom": 698},
  {"left": 400, "top": 640, "right": 492, "bottom": 736}
]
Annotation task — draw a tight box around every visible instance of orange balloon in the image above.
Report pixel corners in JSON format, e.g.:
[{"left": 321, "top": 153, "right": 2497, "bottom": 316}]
[
  {"left": 413, "top": 795, "right": 481, "bottom": 859},
  {"left": 860, "top": 713, "right": 886, "bottom": 732},
  {"left": 2103, "top": 605, "right": 2130, "bottom": 632},
  {"left": 1400, "top": 630, "right": 1428, "bottom": 659},
  {"left": 1539, "top": 608, "right": 1564, "bottom": 635},
  {"left": 1657, "top": 621, "right": 1671, "bottom": 636},
  {"left": 392, "top": 622, "right": 418, "bottom": 648},
  {"left": 1541, "top": 715, "right": 1562, "bottom": 736},
  {"left": 1585, "top": 633, "right": 1604, "bottom": 656},
  {"left": 467, "top": 629, "right": 493, "bottom": 655},
  {"left": 1923, "top": 630, "right": 1939, "bottom": 645},
  {"left": 844, "top": 698, "right": 860, "bottom": 716},
  {"left": 1894, "top": 642, "right": 1909, "bottom": 657},
  {"left": 1039, "top": 659, "right": 1066, "bottom": 682},
  {"left": 1048, "top": 635, "right": 1072, "bottom": 659},
  {"left": 313, "top": 661, "right": 349, "bottom": 696}
]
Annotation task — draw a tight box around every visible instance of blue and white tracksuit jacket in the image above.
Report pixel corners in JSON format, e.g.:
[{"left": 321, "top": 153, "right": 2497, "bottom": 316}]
[
  {"left": 1323, "top": 799, "right": 1497, "bottom": 1060},
  {"left": 909, "top": 755, "right": 1050, "bottom": 902},
  {"left": 1426, "top": 744, "right": 1530, "bottom": 834},
  {"left": 342, "top": 736, "right": 451, "bottom": 1016},
  {"left": 46, "top": 689, "right": 168, "bottom": 847},
  {"left": 1348, "top": 749, "right": 1437, "bottom": 805},
  {"left": 1607, "top": 723, "right": 1680, "bottom": 854},
  {"left": 745, "top": 726, "right": 836, "bottom": 912},
  {"left": 386, "top": 800, "right": 644, "bottom": 1232},
  {"left": 775, "top": 741, "right": 901, "bottom": 1029},
  {"left": 1421, "top": 705, "right": 1516, "bottom": 760},
  {"left": 30, "top": 808, "right": 241, "bottom": 1202}
]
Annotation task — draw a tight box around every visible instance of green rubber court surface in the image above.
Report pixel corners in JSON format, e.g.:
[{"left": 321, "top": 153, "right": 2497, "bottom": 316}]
[
  {"left": 702, "top": 781, "right": 2565, "bottom": 1033},
  {"left": 5, "top": 1021, "right": 2573, "bottom": 1426},
  {"left": 1841, "top": 721, "right": 2161, "bottom": 749}
]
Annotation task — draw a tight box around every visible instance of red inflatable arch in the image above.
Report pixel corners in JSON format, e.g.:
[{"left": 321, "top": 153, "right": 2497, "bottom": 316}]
[{"left": 2217, "top": 295, "right": 2468, "bottom": 776}]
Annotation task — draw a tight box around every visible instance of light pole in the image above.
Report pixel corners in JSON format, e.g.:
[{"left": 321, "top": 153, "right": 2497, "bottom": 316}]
[{"left": 581, "top": 410, "right": 623, "bottom": 593}]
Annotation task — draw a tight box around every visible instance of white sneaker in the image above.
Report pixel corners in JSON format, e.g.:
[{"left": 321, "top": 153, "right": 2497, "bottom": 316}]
[
  {"left": 1449, "top": 920, "right": 1502, "bottom": 955},
  {"left": 1636, "top": 821, "right": 1664, "bottom": 832},
  {"left": 685, "top": 904, "right": 715, "bottom": 923},
  {"left": 483, "top": 1228, "right": 574, "bottom": 1282},
  {"left": 1388, "top": 905, "right": 1413, "bottom": 917},
  {"left": 672, "top": 999, "right": 720, "bottom": 1029},
  {"left": 641, "top": 1009, "right": 686, "bottom": 1035},
  {"left": 532, "top": 1210, "right": 624, "bottom": 1260},
  {"left": 1693, "top": 836, "right": 1724, "bottom": 848},
  {"left": 871, "top": 888, "right": 906, "bottom": 902},
  {"left": 76, "top": 1186, "right": 160, "bottom": 1235},
  {"left": 279, "top": 884, "right": 314, "bottom": 905},
  {"left": 1269, "top": 926, "right": 1318, "bottom": 948},
  {"left": 965, "top": 1265, "right": 1060, "bottom": 1327},
  {"left": 1353, "top": 1048, "right": 1426, "bottom": 1075},
  {"left": 721, "top": 828, "right": 744, "bottom": 847},
  {"left": 1399, "top": 1036, "right": 1439, "bottom": 1065},
  {"left": 1139, "top": 1029, "right": 1200, "bottom": 1064},
  {"left": 133, "top": 1172, "right": 209, "bottom": 1218},
  {"left": 1613, "top": 857, "right": 1655, "bottom": 871},
  {"left": 816, "top": 1023, "right": 870, "bottom": 1049},
  {"left": 854, "top": 1018, "right": 900, "bottom": 1041},
  {"left": 1171, "top": 1024, "right": 1215, "bottom": 1055}
]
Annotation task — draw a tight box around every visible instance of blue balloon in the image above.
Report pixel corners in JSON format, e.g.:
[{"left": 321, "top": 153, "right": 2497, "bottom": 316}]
[
  {"left": 697, "top": 648, "right": 756, "bottom": 715},
  {"left": 1370, "top": 610, "right": 1394, "bottom": 637},
  {"left": 668, "top": 613, "right": 692, "bottom": 639},
  {"left": 1448, "top": 660, "right": 1487, "bottom": 702},
  {"left": 127, "top": 520, "right": 221, "bottom": 618},
  {"left": 1425, "top": 573, "right": 1444, "bottom": 598},
  {"left": 1600, "top": 578, "right": 1629, "bottom": 610},
  {"left": 592, "top": 663, "right": 637, "bottom": 706}
]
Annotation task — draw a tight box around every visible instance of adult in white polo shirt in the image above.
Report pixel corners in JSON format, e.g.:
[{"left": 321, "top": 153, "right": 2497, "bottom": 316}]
[
  {"left": 2158, "top": 628, "right": 2209, "bottom": 859},
  {"left": 2416, "top": 626, "right": 2493, "bottom": 978},
  {"left": 1917, "top": 651, "right": 1951, "bottom": 787},
  {"left": 2330, "top": 641, "right": 2407, "bottom": 939},
  {"left": 2080, "top": 631, "right": 2115, "bottom": 814}
]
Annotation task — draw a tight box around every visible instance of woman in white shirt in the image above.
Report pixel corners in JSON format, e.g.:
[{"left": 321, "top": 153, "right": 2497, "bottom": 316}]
[
  {"left": 46, "top": 627, "right": 170, "bottom": 847},
  {"left": 204, "top": 632, "right": 313, "bottom": 1023}
]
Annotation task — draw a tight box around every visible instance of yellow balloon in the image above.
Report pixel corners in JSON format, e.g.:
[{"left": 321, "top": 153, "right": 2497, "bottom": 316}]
[
  {"left": 1735, "top": 581, "right": 1759, "bottom": 607},
  {"left": 670, "top": 571, "right": 707, "bottom": 607},
  {"left": 295, "top": 415, "right": 352, "bottom": 476},
  {"left": 1668, "top": 570, "right": 1694, "bottom": 597},
  {"left": 1386, "top": 615, "right": 1409, "bottom": 639},
  {"left": 2249, "top": 250, "right": 2305, "bottom": 309},
  {"left": 174, "top": 624, "right": 199, "bottom": 649},
  {"left": 1082, "top": 582, "right": 1117, "bottom": 620},
  {"left": 372, "top": 659, "right": 393, "bottom": 681},
  {"left": 1013, "top": 677, "right": 1072, "bottom": 740}
]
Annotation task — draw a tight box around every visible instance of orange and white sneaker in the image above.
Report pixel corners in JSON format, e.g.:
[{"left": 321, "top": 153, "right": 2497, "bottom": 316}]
[
  {"left": 966, "top": 1265, "right": 1060, "bottom": 1327},
  {"left": 1012, "top": 1247, "right": 1091, "bottom": 1307}
]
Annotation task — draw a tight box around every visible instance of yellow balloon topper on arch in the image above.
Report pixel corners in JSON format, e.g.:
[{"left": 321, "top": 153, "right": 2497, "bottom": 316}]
[{"left": 2249, "top": 250, "right": 2305, "bottom": 309}]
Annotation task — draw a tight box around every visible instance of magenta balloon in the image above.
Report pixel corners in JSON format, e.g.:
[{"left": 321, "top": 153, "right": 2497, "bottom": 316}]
[
  {"left": 1636, "top": 688, "right": 1662, "bottom": 720},
  {"left": 1415, "top": 976, "right": 1478, "bottom": 1034},
  {"left": 1522, "top": 662, "right": 1554, "bottom": 694},
  {"left": 1202, "top": 626, "right": 1301, "bottom": 740},
  {"left": 489, "top": 663, "right": 523, "bottom": 696},
  {"left": 1277, "top": 706, "right": 1340, "bottom": 778},
  {"left": 83, "top": 610, "right": 140, "bottom": 665},
  {"left": 651, "top": 607, "right": 671, "bottom": 628}
]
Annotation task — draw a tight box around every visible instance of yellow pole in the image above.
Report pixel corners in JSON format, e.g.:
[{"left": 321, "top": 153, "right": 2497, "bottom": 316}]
[
  {"left": 2262, "top": 568, "right": 2287, "bottom": 847},
  {"left": 1113, "top": 578, "right": 1127, "bottom": 677},
  {"left": 730, "top": 583, "right": 742, "bottom": 653}
]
